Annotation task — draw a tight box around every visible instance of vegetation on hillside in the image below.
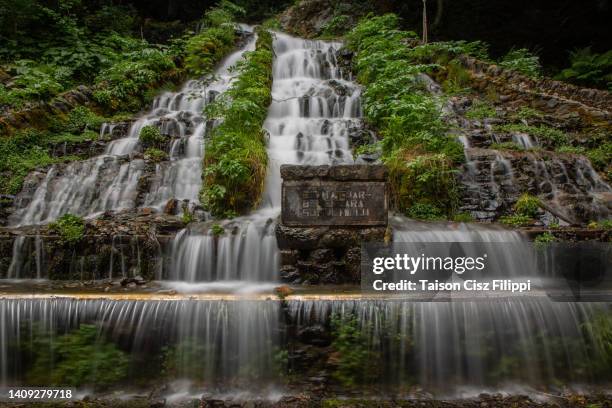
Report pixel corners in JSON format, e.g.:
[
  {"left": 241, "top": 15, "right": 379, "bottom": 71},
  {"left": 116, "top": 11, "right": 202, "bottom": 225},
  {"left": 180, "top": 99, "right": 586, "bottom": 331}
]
[
  {"left": 346, "top": 14, "right": 464, "bottom": 219},
  {"left": 556, "top": 48, "right": 612, "bottom": 91},
  {"left": 201, "top": 29, "right": 273, "bottom": 217},
  {"left": 0, "top": 2, "right": 244, "bottom": 196}
]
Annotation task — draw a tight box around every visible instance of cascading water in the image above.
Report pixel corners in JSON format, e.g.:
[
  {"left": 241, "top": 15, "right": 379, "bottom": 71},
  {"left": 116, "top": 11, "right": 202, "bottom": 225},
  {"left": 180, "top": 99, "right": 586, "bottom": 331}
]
[
  {"left": 286, "top": 299, "right": 610, "bottom": 395},
  {"left": 0, "top": 298, "right": 280, "bottom": 390},
  {"left": 8, "top": 31, "right": 257, "bottom": 227},
  {"left": 168, "top": 32, "right": 360, "bottom": 282}
]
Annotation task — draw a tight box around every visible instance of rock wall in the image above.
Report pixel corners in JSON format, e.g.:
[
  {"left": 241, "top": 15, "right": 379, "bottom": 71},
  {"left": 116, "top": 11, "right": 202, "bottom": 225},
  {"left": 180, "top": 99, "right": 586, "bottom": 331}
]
[
  {"left": 0, "top": 214, "right": 184, "bottom": 279},
  {"left": 277, "top": 164, "right": 388, "bottom": 284},
  {"left": 457, "top": 55, "right": 611, "bottom": 127}
]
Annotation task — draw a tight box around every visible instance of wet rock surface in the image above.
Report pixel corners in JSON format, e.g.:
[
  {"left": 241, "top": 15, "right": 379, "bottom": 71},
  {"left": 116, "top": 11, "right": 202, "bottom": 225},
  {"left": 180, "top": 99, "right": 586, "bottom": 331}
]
[{"left": 0, "top": 212, "right": 185, "bottom": 280}]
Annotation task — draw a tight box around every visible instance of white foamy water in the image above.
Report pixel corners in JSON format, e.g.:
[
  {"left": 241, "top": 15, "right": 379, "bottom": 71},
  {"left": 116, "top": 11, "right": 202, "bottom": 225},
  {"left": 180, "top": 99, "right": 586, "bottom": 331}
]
[
  {"left": 9, "top": 29, "right": 257, "bottom": 226},
  {"left": 168, "top": 32, "right": 361, "bottom": 282}
]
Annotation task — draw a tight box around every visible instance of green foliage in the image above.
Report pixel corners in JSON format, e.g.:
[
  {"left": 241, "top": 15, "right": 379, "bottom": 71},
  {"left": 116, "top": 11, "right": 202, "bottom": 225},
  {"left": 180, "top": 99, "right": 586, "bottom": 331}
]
[
  {"left": 534, "top": 232, "right": 556, "bottom": 245},
  {"left": 589, "top": 219, "right": 612, "bottom": 230},
  {"left": 27, "top": 324, "right": 129, "bottom": 389},
  {"left": 0, "top": 129, "right": 59, "bottom": 194},
  {"left": 585, "top": 143, "right": 612, "bottom": 172},
  {"left": 143, "top": 147, "right": 168, "bottom": 163},
  {"left": 406, "top": 202, "right": 444, "bottom": 221},
  {"left": 261, "top": 16, "right": 282, "bottom": 30},
  {"left": 183, "top": 3, "right": 241, "bottom": 77},
  {"left": 514, "top": 193, "right": 541, "bottom": 217},
  {"left": 330, "top": 315, "right": 379, "bottom": 386},
  {"left": 0, "top": 0, "right": 178, "bottom": 112},
  {"left": 490, "top": 142, "right": 523, "bottom": 151},
  {"left": 201, "top": 29, "right": 273, "bottom": 217},
  {"left": 139, "top": 125, "right": 164, "bottom": 147},
  {"left": 346, "top": 15, "right": 463, "bottom": 219},
  {"left": 453, "top": 212, "right": 474, "bottom": 222},
  {"left": 515, "top": 106, "right": 543, "bottom": 121},
  {"left": 321, "top": 15, "right": 351, "bottom": 37},
  {"left": 499, "top": 48, "right": 542, "bottom": 78},
  {"left": 498, "top": 123, "right": 568, "bottom": 149},
  {"left": 465, "top": 100, "right": 497, "bottom": 120},
  {"left": 48, "top": 213, "right": 85, "bottom": 245},
  {"left": 556, "top": 48, "right": 612, "bottom": 90},
  {"left": 211, "top": 224, "right": 225, "bottom": 236},
  {"left": 162, "top": 338, "right": 212, "bottom": 381},
  {"left": 64, "top": 106, "right": 105, "bottom": 133},
  {"left": 94, "top": 47, "right": 175, "bottom": 111},
  {"left": 582, "top": 310, "right": 612, "bottom": 374},
  {"left": 1, "top": 60, "right": 69, "bottom": 106},
  {"left": 386, "top": 151, "right": 459, "bottom": 217},
  {"left": 499, "top": 214, "right": 533, "bottom": 227},
  {"left": 181, "top": 208, "right": 194, "bottom": 224}
]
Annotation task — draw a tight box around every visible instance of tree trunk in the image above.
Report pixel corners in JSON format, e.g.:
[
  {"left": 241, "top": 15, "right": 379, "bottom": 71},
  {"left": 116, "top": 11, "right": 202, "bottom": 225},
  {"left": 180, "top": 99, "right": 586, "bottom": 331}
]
[{"left": 422, "top": 0, "right": 428, "bottom": 43}]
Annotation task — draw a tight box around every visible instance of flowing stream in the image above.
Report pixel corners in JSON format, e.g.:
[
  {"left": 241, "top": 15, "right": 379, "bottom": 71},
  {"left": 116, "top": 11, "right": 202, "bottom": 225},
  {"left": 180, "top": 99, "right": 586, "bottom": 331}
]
[
  {"left": 0, "top": 30, "right": 610, "bottom": 397},
  {"left": 9, "top": 31, "right": 257, "bottom": 227},
  {"left": 168, "top": 32, "right": 359, "bottom": 282}
]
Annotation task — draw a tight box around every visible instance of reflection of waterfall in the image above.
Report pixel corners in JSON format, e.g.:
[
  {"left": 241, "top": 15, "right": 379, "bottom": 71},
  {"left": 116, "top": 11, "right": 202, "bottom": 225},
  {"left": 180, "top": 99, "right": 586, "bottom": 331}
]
[
  {"left": 0, "top": 298, "right": 280, "bottom": 388},
  {"left": 168, "top": 32, "right": 361, "bottom": 282},
  {"left": 9, "top": 32, "right": 257, "bottom": 227}
]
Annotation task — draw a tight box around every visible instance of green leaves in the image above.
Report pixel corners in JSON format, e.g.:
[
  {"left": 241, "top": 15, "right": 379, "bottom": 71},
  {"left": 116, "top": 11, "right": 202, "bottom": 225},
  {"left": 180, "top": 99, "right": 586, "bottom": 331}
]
[
  {"left": 499, "top": 48, "right": 542, "bottom": 78},
  {"left": 556, "top": 48, "right": 612, "bottom": 90},
  {"left": 26, "top": 324, "right": 129, "bottom": 389},
  {"left": 347, "top": 14, "right": 464, "bottom": 220},
  {"left": 48, "top": 213, "right": 85, "bottom": 245},
  {"left": 201, "top": 29, "right": 273, "bottom": 217}
]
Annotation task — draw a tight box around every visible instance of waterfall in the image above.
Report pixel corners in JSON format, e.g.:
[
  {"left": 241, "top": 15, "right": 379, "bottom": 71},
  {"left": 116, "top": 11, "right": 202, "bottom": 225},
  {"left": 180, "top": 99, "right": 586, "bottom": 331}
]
[
  {"left": 0, "top": 298, "right": 280, "bottom": 389},
  {"left": 8, "top": 31, "right": 257, "bottom": 227},
  {"left": 286, "top": 299, "right": 609, "bottom": 395},
  {"left": 168, "top": 32, "right": 361, "bottom": 282}
]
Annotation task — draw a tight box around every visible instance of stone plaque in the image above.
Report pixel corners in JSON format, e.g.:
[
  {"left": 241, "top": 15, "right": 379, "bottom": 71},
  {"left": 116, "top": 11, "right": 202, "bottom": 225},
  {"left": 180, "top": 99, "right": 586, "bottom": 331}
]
[{"left": 282, "top": 180, "right": 387, "bottom": 226}]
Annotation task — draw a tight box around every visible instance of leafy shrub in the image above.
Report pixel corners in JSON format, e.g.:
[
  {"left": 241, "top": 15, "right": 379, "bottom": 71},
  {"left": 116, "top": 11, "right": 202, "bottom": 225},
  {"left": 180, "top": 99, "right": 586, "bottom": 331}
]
[
  {"left": 498, "top": 124, "right": 568, "bottom": 149},
  {"left": 162, "top": 339, "right": 212, "bottom": 381},
  {"left": 346, "top": 15, "right": 463, "bottom": 219},
  {"left": 534, "top": 232, "right": 556, "bottom": 247},
  {"left": 0, "top": 129, "right": 60, "bottom": 194},
  {"left": 330, "top": 315, "right": 379, "bottom": 386},
  {"left": 181, "top": 208, "right": 194, "bottom": 224},
  {"left": 321, "top": 15, "right": 351, "bottom": 37},
  {"left": 211, "top": 224, "right": 225, "bottom": 235},
  {"left": 586, "top": 143, "right": 612, "bottom": 172},
  {"left": 201, "top": 29, "right": 273, "bottom": 217},
  {"left": 499, "top": 214, "right": 532, "bottom": 227},
  {"left": 139, "top": 125, "right": 164, "bottom": 147},
  {"left": 94, "top": 47, "right": 175, "bottom": 110},
  {"left": 143, "top": 147, "right": 168, "bottom": 162},
  {"left": 582, "top": 310, "right": 612, "bottom": 375},
  {"left": 453, "top": 212, "right": 474, "bottom": 222},
  {"left": 65, "top": 106, "right": 105, "bottom": 133},
  {"left": 407, "top": 202, "right": 444, "bottom": 220},
  {"left": 183, "top": 2, "right": 241, "bottom": 77},
  {"left": 556, "top": 48, "right": 612, "bottom": 90},
  {"left": 1, "top": 60, "right": 70, "bottom": 106},
  {"left": 514, "top": 193, "right": 541, "bottom": 217},
  {"left": 465, "top": 100, "right": 497, "bottom": 120},
  {"left": 27, "top": 324, "right": 129, "bottom": 389},
  {"left": 490, "top": 142, "right": 523, "bottom": 151},
  {"left": 386, "top": 151, "right": 459, "bottom": 217},
  {"left": 515, "top": 106, "right": 543, "bottom": 121},
  {"left": 499, "top": 48, "right": 542, "bottom": 78},
  {"left": 48, "top": 214, "right": 85, "bottom": 244}
]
